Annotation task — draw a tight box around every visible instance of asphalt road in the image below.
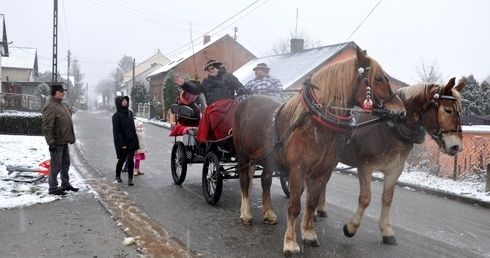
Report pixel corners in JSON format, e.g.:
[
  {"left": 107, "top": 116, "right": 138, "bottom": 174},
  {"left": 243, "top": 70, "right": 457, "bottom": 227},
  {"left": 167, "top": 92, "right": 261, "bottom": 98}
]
[{"left": 72, "top": 110, "right": 490, "bottom": 258}]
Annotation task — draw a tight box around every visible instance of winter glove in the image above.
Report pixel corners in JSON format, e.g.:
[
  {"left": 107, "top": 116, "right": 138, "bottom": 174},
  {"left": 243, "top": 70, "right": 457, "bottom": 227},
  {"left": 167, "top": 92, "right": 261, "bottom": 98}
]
[
  {"left": 49, "top": 144, "right": 57, "bottom": 154},
  {"left": 237, "top": 88, "right": 251, "bottom": 96}
]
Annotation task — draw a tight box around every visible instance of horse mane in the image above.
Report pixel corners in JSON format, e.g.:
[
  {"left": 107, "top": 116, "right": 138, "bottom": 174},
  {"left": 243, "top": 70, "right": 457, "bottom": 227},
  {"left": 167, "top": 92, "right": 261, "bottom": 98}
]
[
  {"left": 396, "top": 82, "right": 463, "bottom": 112},
  {"left": 281, "top": 54, "right": 385, "bottom": 126}
]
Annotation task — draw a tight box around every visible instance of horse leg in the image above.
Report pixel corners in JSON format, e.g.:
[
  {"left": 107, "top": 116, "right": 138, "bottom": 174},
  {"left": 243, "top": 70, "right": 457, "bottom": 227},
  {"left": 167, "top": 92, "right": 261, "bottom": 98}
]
[
  {"left": 379, "top": 167, "right": 403, "bottom": 245},
  {"left": 240, "top": 165, "right": 256, "bottom": 225},
  {"left": 283, "top": 170, "right": 304, "bottom": 255},
  {"left": 301, "top": 172, "right": 331, "bottom": 248},
  {"left": 315, "top": 186, "right": 328, "bottom": 219},
  {"left": 261, "top": 168, "right": 277, "bottom": 224},
  {"left": 344, "top": 167, "right": 373, "bottom": 238}
]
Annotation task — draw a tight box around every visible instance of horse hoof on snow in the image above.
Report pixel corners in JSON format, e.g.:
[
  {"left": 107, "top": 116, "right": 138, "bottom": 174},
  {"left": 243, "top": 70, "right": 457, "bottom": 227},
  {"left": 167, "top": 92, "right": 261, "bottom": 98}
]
[
  {"left": 382, "top": 236, "right": 398, "bottom": 245},
  {"left": 303, "top": 238, "right": 320, "bottom": 247},
  {"left": 343, "top": 224, "right": 355, "bottom": 238}
]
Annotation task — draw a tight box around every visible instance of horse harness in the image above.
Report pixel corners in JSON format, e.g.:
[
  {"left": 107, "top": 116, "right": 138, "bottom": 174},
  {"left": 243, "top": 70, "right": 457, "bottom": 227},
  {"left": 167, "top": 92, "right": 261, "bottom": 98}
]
[
  {"left": 243, "top": 66, "right": 397, "bottom": 169},
  {"left": 388, "top": 85, "right": 461, "bottom": 145}
]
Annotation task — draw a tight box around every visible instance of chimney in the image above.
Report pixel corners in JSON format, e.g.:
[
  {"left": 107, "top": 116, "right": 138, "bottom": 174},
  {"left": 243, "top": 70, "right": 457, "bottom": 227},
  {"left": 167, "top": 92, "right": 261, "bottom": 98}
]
[
  {"left": 290, "top": 38, "right": 304, "bottom": 54},
  {"left": 203, "top": 35, "right": 211, "bottom": 45}
]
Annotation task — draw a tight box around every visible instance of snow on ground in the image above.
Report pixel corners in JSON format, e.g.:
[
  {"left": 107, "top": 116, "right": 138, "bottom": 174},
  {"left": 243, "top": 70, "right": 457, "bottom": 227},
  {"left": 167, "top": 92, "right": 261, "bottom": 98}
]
[
  {"left": 0, "top": 135, "right": 87, "bottom": 209},
  {"left": 1, "top": 126, "right": 489, "bottom": 209}
]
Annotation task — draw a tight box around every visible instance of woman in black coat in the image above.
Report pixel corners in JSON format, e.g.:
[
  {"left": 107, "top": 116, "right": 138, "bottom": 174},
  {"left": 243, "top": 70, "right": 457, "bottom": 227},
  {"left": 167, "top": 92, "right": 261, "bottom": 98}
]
[{"left": 112, "top": 96, "right": 139, "bottom": 186}]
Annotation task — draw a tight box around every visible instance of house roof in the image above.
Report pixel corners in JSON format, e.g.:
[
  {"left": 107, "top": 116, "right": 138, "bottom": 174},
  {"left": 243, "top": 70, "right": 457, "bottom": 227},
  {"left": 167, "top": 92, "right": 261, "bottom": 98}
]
[
  {"left": 122, "top": 50, "right": 170, "bottom": 83},
  {"left": 233, "top": 42, "right": 356, "bottom": 89},
  {"left": 1, "top": 14, "right": 9, "bottom": 57},
  {"left": 147, "top": 34, "right": 230, "bottom": 78},
  {"left": 2, "top": 46, "right": 37, "bottom": 69}
]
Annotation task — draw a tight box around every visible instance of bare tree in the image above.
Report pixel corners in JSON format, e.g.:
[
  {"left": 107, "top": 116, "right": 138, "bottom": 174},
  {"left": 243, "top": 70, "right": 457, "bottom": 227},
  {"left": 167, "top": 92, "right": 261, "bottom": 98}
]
[
  {"left": 411, "top": 57, "right": 445, "bottom": 83},
  {"left": 267, "top": 29, "right": 323, "bottom": 55}
]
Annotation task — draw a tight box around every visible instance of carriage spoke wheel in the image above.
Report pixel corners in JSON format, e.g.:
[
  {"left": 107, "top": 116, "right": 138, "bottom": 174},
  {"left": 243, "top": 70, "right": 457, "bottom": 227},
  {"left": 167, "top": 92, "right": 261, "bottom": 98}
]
[
  {"left": 171, "top": 142, "right": 187, "bottom": 185},
  {"left": 279, "top": 172, "right": 290, "bottom": 198},
  {"left": 202, "top": 152, "right": 223, "bottom": 205}
]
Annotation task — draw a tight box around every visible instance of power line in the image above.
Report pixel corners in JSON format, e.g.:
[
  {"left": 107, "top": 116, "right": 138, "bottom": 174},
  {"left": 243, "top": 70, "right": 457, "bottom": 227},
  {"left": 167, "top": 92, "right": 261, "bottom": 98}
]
[{"left": 344, "top": 0, "right": 383, "bottom": 42}]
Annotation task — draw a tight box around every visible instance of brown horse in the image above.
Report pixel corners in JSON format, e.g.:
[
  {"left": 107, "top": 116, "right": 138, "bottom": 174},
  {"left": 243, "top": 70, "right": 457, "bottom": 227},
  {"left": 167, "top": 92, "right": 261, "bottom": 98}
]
[
  {"left": 232, "top": 47, "right": 406, "bottom": 255},
  {"left": 315, "top": 77, "right": 466, "bottom": 245}
]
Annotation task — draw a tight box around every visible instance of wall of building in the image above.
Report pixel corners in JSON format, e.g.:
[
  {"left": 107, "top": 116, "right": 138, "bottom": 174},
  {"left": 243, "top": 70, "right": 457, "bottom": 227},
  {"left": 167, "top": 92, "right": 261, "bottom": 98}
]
[{"left": 406, "top": 129, "right": 490, "bottom": 178}]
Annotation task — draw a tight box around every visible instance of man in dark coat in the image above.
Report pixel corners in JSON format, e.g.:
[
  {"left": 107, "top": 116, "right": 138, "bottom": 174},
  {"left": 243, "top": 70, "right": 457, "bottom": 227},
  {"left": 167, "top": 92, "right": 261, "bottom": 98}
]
[
  {"left": 42, "top": 84, "right": 78, "bottom": 195},
  {"left": 112, "top": 96, "right": 139, "bottom": 186}
]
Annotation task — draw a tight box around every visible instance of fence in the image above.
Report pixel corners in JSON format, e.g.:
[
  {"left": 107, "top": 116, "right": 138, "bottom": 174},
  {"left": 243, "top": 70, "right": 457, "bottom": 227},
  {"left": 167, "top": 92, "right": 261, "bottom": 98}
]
[
  {"left": 136, "top": 103, "right": 150, "bottom": 118},
  {"left": 407, "top": 127, "right": 490, "bottom": 180},
  {"left": 0, "top": 93, "right": 44, "bottom": 112}
]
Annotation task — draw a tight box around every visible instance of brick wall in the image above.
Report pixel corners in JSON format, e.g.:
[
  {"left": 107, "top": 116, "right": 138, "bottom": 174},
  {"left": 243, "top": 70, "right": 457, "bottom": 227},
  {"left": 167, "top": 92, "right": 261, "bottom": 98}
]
[{"left": 407, "top": 129, "right": 490, "bottom": 177}]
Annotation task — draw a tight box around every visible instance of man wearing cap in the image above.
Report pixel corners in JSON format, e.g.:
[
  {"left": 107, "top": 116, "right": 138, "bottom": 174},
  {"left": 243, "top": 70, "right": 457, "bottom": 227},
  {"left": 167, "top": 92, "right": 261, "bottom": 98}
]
[
  {"left": 245, "top": 63, "right": 282, "bottom": 94},
  {"left": 173, "top": 59, "right": 246, "bottom": 142},
  {"left": 42, "top": 84, "right": 78, "bottom": 195}
]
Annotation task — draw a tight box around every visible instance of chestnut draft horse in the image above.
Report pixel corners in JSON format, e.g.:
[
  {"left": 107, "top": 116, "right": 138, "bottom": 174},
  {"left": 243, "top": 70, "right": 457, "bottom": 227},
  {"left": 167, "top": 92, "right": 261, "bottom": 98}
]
[
  {"left": 315, "top": 77, "right": 466, "bottom": 245},
  {"left": 232, "top": 47, "right": 406, "bottom": 255}
]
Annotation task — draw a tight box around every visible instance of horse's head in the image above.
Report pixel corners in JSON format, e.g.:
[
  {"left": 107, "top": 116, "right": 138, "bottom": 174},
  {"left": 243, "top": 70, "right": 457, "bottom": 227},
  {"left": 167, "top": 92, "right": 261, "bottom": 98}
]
[
  {"left": 353, "top": 48, "right": 406, "bottom": 118},
  {"left": 421, "top": 78, "right": 466, "bottom": 155}
]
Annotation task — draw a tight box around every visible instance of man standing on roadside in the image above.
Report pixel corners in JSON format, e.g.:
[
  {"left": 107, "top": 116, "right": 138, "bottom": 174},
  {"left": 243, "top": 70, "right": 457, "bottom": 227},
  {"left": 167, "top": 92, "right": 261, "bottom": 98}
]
[{"left": 42, "top": 84, "right": 78, "bottom": 195}]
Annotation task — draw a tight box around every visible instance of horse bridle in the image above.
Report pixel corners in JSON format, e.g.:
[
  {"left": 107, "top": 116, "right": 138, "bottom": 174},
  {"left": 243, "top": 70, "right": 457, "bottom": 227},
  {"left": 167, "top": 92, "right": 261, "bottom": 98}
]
[
  {"left": 349, "top": 67, "right": 398, "bottom": 110},
  {"left": 420, "top": 86, "right": 462, "bottom": 145}
]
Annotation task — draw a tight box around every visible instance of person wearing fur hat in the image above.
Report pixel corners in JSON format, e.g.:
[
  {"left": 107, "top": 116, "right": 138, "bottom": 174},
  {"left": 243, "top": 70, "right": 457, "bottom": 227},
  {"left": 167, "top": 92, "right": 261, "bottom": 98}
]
[
  {"left": 245, "top": 63, "right": 283, "bottom": 94},
  {"left": 112, "top": 96, "right": 139, "bottom": 186},
  {"left": 42, "top": 84, "right": 78, "bottom": 195},
  {"left": 173, "top": 59, "right": 246, "bottom": 142}
]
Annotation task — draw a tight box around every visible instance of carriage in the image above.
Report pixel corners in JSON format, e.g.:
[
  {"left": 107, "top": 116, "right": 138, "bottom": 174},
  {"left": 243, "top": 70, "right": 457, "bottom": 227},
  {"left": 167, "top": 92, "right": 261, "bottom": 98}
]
[{"left": 168, "top": 91, "right": 290, "bottom": 205}]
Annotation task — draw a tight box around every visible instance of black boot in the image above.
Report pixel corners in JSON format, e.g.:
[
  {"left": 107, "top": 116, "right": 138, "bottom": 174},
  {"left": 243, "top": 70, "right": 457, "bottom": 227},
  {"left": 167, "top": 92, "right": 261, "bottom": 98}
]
[
  {"left": 115, "top": 171, "right": 123, "bottom": 183},
  {"left": 128, "top": 178, "right": 134, "bottom": 186}
]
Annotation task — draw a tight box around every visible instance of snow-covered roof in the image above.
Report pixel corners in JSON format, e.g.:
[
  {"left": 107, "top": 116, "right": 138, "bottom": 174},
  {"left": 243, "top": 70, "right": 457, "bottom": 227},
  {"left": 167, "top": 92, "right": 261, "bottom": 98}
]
[
  {"left": 233, "top": 42, "right": 356, "bottom": 89},
  {"left": 2, "top": 46, "right": 37, "bottom": 69},
  {"left": 147, "top": 35, "right": 228, "bottom": 78}
]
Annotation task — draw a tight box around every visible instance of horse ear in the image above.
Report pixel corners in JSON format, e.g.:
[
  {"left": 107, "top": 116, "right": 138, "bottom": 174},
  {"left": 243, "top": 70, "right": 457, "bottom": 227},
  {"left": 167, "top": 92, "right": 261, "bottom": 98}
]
[
  {"left": 356, "top": 47, "right": 370, "bottom": 68},
  {"left": 453, "top": 79, "right": 466, "bottom": 92},
  {"left": 441, "top": 77, "right": 456, "bottom": 94}
]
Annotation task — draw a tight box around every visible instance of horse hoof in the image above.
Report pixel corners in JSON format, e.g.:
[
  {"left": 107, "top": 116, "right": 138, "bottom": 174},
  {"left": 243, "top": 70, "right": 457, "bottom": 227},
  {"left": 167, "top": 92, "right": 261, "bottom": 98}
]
[
  {"left": 382, "top": 236, "right": 398, "bottom": 245},
  {"left": 316, "top": 210, "right": 328, "bottom": 218},
  {"left": 303, "top": 238, "right": 320, "bottom": 247},
  {"left": 343, "top": 224, "right": 355, "bottom": 238},
  {"left": 240, "top": 218, "right": 253, "bottom": 225},
  {"left": 284, "top": 251, "right": 301, "bottom": 258},
  {"left": 264, "top": 218, "right": 278, "bottom": 225}
]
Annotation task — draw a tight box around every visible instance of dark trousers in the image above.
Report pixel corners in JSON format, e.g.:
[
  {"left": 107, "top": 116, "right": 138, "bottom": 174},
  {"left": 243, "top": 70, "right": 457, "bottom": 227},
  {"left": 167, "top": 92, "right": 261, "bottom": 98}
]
[
  {"left": 49, "top": 144, "right": 71, "bottom": 191},
  {"left": 116, "top": 150, "right": 135, "bottom": 179}
]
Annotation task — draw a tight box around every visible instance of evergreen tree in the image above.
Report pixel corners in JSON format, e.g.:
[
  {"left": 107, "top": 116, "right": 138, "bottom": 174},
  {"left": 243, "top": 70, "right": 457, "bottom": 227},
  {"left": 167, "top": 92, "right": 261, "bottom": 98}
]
[
  {"left": 460, "top": 75, "right": 483, "bottom": 115},
  {"left": 33, "top": 82, "right": 50, "bottom": 97},
  {"left": 162, "top": 70, "right": 182, "bottom": 118},
  {"left": 480, "top": 80, "right": 490, "bottom": 116},
  {"left": 130, "top": 81, "right": 150, "bottom": 111}
]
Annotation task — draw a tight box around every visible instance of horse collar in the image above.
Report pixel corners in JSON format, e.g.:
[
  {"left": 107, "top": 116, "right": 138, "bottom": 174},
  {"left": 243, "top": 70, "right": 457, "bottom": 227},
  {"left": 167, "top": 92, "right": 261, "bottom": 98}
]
[{"left": 301, "top": 80, "right": 354, "bottom": 132}]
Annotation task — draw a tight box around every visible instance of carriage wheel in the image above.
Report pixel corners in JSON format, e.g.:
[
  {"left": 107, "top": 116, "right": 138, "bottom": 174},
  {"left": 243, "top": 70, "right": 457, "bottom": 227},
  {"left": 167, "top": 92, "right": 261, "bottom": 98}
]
[
  {"left": 202, "top": 152, "right": 223, "bottom": 205},
  {"left": 279, "top": 172, "right": 290, "bottom": 198},
  {"left": 171, "top": 142, "right": 187, "bottom": 185}
]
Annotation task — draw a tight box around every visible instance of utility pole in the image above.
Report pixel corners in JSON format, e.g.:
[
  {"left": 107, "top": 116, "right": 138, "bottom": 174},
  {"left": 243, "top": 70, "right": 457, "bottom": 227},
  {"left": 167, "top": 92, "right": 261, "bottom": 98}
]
[
  {"left": 131, "top": 58, "right": 135, "bottom": 96},
  {"left": 231, "top": 27, "right": 238, "bottom": 71},
  {"left": 67, "top": 50, "right": 70, "bottom": 99},
  {"left": 52, "top": 0, "right": 58, "bottom": 82}
]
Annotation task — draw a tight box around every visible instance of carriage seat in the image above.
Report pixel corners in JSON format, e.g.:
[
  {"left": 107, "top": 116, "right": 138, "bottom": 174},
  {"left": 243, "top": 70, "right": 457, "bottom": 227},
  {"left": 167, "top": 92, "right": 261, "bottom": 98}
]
[{"left": 170, "top": 104, "right": 199, "bottom": 120}]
